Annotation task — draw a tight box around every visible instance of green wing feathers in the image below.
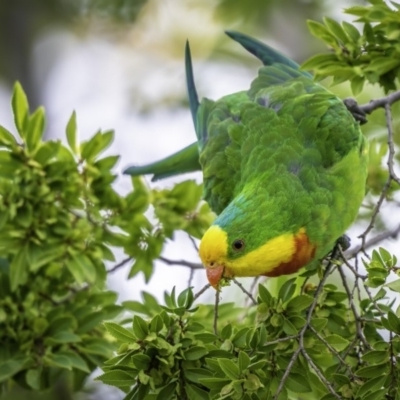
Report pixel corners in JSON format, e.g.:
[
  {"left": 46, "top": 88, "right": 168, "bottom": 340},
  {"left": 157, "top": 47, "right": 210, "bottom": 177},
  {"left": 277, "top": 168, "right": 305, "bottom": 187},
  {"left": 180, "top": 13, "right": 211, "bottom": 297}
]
[{"left": 124, "top": 142, "right": 200, "bottom": 181}]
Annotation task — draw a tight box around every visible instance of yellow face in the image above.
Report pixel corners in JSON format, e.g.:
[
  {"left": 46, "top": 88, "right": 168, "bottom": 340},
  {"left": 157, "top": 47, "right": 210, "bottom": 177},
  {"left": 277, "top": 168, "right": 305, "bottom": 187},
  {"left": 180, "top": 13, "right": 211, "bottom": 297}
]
[{"left": 199, "top": 225, "right": 314, "bottom": 288}]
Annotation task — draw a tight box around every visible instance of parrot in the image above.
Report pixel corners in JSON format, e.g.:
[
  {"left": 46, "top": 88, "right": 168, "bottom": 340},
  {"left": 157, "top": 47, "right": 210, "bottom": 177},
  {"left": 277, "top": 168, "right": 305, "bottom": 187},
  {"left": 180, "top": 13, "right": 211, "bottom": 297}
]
[{"left": 124, "top": 31, "right": 368, "bottom": 289}]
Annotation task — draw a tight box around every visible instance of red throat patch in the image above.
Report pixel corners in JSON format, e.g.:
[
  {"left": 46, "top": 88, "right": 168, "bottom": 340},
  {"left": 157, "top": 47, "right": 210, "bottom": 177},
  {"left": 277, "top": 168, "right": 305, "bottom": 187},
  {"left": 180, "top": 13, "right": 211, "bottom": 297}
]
[{"left": 264, "top": 230, "right": 316, "bottom": 277}]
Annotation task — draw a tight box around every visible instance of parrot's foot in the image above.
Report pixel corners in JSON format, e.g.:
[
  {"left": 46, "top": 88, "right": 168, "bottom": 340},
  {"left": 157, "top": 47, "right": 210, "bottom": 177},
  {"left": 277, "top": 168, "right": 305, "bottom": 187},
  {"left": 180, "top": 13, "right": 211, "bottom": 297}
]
[
  {"left": 336, "top": 234, "right": 351, "bottom": 251},
  {"left": 343, "top": 98, "right": 368, "bottom": 125}
]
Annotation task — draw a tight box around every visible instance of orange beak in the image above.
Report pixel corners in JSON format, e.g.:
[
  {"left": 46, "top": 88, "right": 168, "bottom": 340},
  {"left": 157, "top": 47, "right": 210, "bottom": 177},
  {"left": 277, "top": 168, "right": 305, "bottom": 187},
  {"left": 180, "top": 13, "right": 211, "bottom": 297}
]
[{"left": 206, "top": 265, "right": 224, "bottom": 289}]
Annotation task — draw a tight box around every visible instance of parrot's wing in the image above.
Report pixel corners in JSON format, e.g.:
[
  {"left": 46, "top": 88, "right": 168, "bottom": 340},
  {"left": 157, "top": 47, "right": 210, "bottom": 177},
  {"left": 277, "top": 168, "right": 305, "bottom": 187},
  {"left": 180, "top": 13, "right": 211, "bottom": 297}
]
[{"left": 123, "top": 142, "right": 200, "bottom": 181}]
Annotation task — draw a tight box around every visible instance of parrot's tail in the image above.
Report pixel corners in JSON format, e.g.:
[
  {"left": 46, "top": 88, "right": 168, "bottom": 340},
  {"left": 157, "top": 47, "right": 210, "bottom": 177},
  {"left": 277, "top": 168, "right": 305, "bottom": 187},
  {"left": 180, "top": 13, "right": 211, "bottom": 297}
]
[
  {"left": 123, "top": 142, "right": 200, "bottom": 181},
  {"left": 225, "top": 30, "right": 312, "bottom": 78}
]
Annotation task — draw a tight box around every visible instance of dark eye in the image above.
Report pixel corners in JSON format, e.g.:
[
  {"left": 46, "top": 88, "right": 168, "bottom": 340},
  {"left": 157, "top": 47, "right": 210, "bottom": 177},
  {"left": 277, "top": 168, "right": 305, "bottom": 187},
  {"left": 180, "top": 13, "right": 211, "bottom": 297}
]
[{"left": 232, "top": 239, "right": 245, "bottom": 251}]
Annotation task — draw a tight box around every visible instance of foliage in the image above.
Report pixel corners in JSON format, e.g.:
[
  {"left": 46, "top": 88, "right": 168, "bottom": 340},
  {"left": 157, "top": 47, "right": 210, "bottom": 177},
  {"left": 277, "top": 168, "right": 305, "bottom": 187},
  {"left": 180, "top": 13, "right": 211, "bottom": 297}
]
[
  {"left": 301, "top": 0, "right": 400, "bottom": 94},
  {"left": 97, "top": 250, "right": 400, "bottom": 400},
  {"left": 0, "top": 83, "right": 212, "bottom": 394},
  {"left": 1, "top": 1, "right": 400, "bottom": 399}
]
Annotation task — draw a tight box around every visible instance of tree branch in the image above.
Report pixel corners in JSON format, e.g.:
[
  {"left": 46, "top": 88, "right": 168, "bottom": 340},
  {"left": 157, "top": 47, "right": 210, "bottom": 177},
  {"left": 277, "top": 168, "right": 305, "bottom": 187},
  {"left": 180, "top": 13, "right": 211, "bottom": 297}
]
[
  {"left": 107, "top": 256, "right": 133, "bottom": 273},
  {"left": 347, "top": 224, "right": 400, "bottom": 259},
  {"left": 359, "top": 90, "right": 400, "bottom": 114},
  {"left": 159, "top": 256, "right": 203, "bottom": 270}
]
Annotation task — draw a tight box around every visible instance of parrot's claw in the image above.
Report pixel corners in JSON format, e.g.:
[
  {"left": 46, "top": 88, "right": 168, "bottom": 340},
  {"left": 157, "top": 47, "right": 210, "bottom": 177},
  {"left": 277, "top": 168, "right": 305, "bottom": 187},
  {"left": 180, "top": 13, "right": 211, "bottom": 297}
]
[
  {"left": 336, "top": 234, "right": 351, "bottom": 251},
  {"left": 343, "top": 98, "right": 368, "bottom": 125}
]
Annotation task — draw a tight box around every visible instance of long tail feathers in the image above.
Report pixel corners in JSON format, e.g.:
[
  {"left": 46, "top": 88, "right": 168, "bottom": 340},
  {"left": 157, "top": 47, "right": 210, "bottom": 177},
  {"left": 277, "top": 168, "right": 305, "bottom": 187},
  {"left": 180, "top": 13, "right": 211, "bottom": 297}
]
[
  {"left": 225, "top": 30, "right": 312, "bottom": 78},
  {"left": 123, "top": 142, "right": 200, "bottom": 181},
  {"left": 185, "top": 41, "right": 200, "bottom": 128}
]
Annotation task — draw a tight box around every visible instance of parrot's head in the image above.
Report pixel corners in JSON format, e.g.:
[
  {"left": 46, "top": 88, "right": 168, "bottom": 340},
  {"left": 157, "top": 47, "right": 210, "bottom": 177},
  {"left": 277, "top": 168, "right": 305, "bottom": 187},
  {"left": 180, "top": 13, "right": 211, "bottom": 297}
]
[{"left": 199, "top": 194, "right": 316, "bottom": 288}]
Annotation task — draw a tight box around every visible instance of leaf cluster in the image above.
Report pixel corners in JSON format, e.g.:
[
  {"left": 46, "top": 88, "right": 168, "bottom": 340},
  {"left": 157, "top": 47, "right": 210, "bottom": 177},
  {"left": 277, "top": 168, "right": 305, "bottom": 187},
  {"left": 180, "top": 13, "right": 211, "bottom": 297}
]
[
  {"left": 98, "top": 261, "right": 400, "bottom": 400},
  {"left": 0, "top": 83, "right": 214, "bottom": 393},
  {"left": 302, "top": 0, "right": 400, "bottom": 94}
]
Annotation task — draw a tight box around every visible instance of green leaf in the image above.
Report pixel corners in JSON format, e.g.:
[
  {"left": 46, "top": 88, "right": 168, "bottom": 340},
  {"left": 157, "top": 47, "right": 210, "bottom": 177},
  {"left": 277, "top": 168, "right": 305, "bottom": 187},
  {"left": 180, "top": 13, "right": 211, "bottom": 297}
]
[
  {"left": 131, "top": 354, "right": 151, "bottom": 370},
  {"left": 238, "top": 351, "right": 250, "bottom": 372},
  {"left": 81, "top": 130, "right": 114, "bottom": 161},
  {"left": 342, "top": 21, "right": 360, "bottom": 43},
  {"left": 66, "top": 252, "right": 97, "bottom": 284},
  {"left": 105, "top": 322, "right": 137, "bottom": 342},
  {"left": 307, "top": 20, "right": 339, "bottom": 48},
  {"left": 386, "top": 279, "right": 400, "bottom": 293},
  {"left": 26, "top": 106, "right": 45, "bottom": 152},
  {"left": 132, "top": 315, "right": 148, "bottom": 340},
  {"left": 362, "top": 350, "right": 389, "bottom": 364},
  {"left": 45, "top": 354, "right": 72, "bottom": 370},
  {"left": 10, "top": 247, "right": 28, "bottom": 291},
  {"left": 258, "top": 284, "right": 272, "bottom": 305},
  {"left": 221, "top": 324, "right": 232, "bottom": 340},
  {"left": 25, "top": 369, "right": 41, "bottom": 390},
  {"left": 286, "top": 295, "right": 313, "bottom": 313},
  {"left": 66, "top": 111, "right": 79, "bottom": 154},
  {"left": 184, "top": 368, "right": 213, "bottom": 384},
  {"left": 356, "top": 375, "right": 386, "bottom": 398},
  {"left": 149, "top": 314, "right": 164, "bottom": 333},
  {"left": 323, "top": 17, "right": 349, "bottom": 44},
  {"left": 325, "top": 334, "right": 349, "bottom": 351},
  {"left": 0, "top": 356, "right": 30, "bottom": 382},
  {"left": 0, "top": 125, "right": 17, "bottom": 146},
  {"left": 387, "top": 310, "right": 400, "bottom": 334},
  {"left": 217, "top": 359, "right": 240, "bottom": 380},
  {"left": 156, "top": 382, "right": 177, "bottom": 400},
  {"left": 286, "top": 372, "right": 312, "bottom": 393},
  {"left": 44, "top": 331, "right": 82, "bottom": 345},
  {"left": 278, "top": 278, "right": 296, "bottom": 303},
  {"left": 185, "top": 383, "right": 209, "bottom": 400},
  {"left": 96, "top": 369, "right": 136, "bottom": 387},
  {"left": 351, "top": 76, "right": 365, "bottom": 96},
  {"left": 12, "top": 82, "right": 29, "bottom": 137},
  {"left": 311, "top": 318, "right": 328, "bottom": 332},
  {"left": 185, "top": 346, "right": 208, "bottom": 361},
  {"left": 301, "top": 53, "right": 339, "bottom": 71},
  {"left": 57, "top": 351, "right": 90, "bottom": 372},
  {"left": 356, "top": 363, "right": 389, "bottom": 378}
]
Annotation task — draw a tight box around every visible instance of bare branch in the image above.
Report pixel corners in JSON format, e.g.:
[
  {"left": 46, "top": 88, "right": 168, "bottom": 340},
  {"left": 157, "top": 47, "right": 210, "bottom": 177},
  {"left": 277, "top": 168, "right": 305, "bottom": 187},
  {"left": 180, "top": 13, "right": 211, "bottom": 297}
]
[
  {"left": 347, "top": 224, "right": 400, "bottom": 258},
  {"left": 337, "top": 265, "right": 370, "bottom": 349},
  {"left": 107, "top": 257, "right": 133, "bottom": 273},
  {"left": 188, "top": 234, "right": 199, "bottom": 252},
  {"left": 214, "top": 290, "right": 220, "bottom": 335},
  {"left": 359, "top": 90, "right": 400, "bottom": 114},
  {"left": 233, "top": 278, "right": 257, "bottom": 305},
  {"left": 273, "top": 261, "right": 335, "bottom": 399},
  {"left": 193, "top": 284, "right": 211, "bottom": 301},
  {"left": 385, "top": 103, "right": 400, "bottom": 186},
  {"left": 159, "top": 256, "right": 203, "bottom": 270}
]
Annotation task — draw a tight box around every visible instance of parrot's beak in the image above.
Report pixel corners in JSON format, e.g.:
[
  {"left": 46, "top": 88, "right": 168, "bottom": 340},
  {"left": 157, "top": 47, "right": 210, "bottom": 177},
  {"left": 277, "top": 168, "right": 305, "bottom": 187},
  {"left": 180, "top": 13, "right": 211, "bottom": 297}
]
[{"left": 206, "top": 265, "right": 224, "bottom": 289}]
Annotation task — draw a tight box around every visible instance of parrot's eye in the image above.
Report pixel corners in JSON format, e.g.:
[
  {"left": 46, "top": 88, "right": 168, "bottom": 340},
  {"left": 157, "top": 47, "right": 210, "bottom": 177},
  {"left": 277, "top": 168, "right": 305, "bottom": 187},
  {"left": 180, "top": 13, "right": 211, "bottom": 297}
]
[{"left": 232, "top": 239, "right": 245, "bottom": 251}]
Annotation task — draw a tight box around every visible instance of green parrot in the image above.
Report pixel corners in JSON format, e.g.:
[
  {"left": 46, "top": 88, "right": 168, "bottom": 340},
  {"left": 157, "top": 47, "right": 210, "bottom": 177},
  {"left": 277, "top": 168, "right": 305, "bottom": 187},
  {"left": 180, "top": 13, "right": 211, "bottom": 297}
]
[{"left": 124, "top": 31, "right": 368, "bottom": 288}]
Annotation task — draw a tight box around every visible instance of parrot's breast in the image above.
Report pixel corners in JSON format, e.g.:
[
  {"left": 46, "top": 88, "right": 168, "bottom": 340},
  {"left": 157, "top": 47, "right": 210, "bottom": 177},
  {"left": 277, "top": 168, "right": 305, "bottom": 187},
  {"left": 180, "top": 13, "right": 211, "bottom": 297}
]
[{"left": 263, "top": 228, "right": 316, "bottom": 277}]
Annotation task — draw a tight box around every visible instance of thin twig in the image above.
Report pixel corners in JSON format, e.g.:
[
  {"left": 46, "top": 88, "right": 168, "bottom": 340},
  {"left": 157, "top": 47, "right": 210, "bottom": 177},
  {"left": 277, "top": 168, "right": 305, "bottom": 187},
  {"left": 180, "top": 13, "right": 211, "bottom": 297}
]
[
  {"left": 337, "top": 265, "right": 370, "bottom": 349},
  {"left": 193, "top": 284, "right": 211, "bottom": 301},
  {"left": 347, "top": 224, "right": 400, "bottom": 259},
  {"left": 358, "top": 177, "right": 391, "bottom": 248},
  {"left": 107, "top": 257, "right": 133, "bottom": 273},
  {"left": 214, "top": 290, "right": 220, "bottom": 335},
  {"left": 384, "top": 103, "right": 400, "bottom": 186},
  {"left": 338, "top": 246, "right": 366, "bottom": 279},
  {"left": 273, "top": 261, "right": 335, "bottom": 399},
  {"left": 265, "top": 335, "right": 298, "bottom": 346},
  {"left": 309, "top": 325, "right": 354, "bottom": 377},
  {"left": 300, "top": 348, "right": 342, "bottom": 399},
  {"left": 188, "top": 234, "right": 199, "bottom": 252},
  {"left": 188, "top": 268, "right": 195, "bottom": 288},
  {"left": 233, "top": 278, "right": 257, "bottom": 305},
  {"left": 159, "top": 256, "right": 203, "bottom": 269}
]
